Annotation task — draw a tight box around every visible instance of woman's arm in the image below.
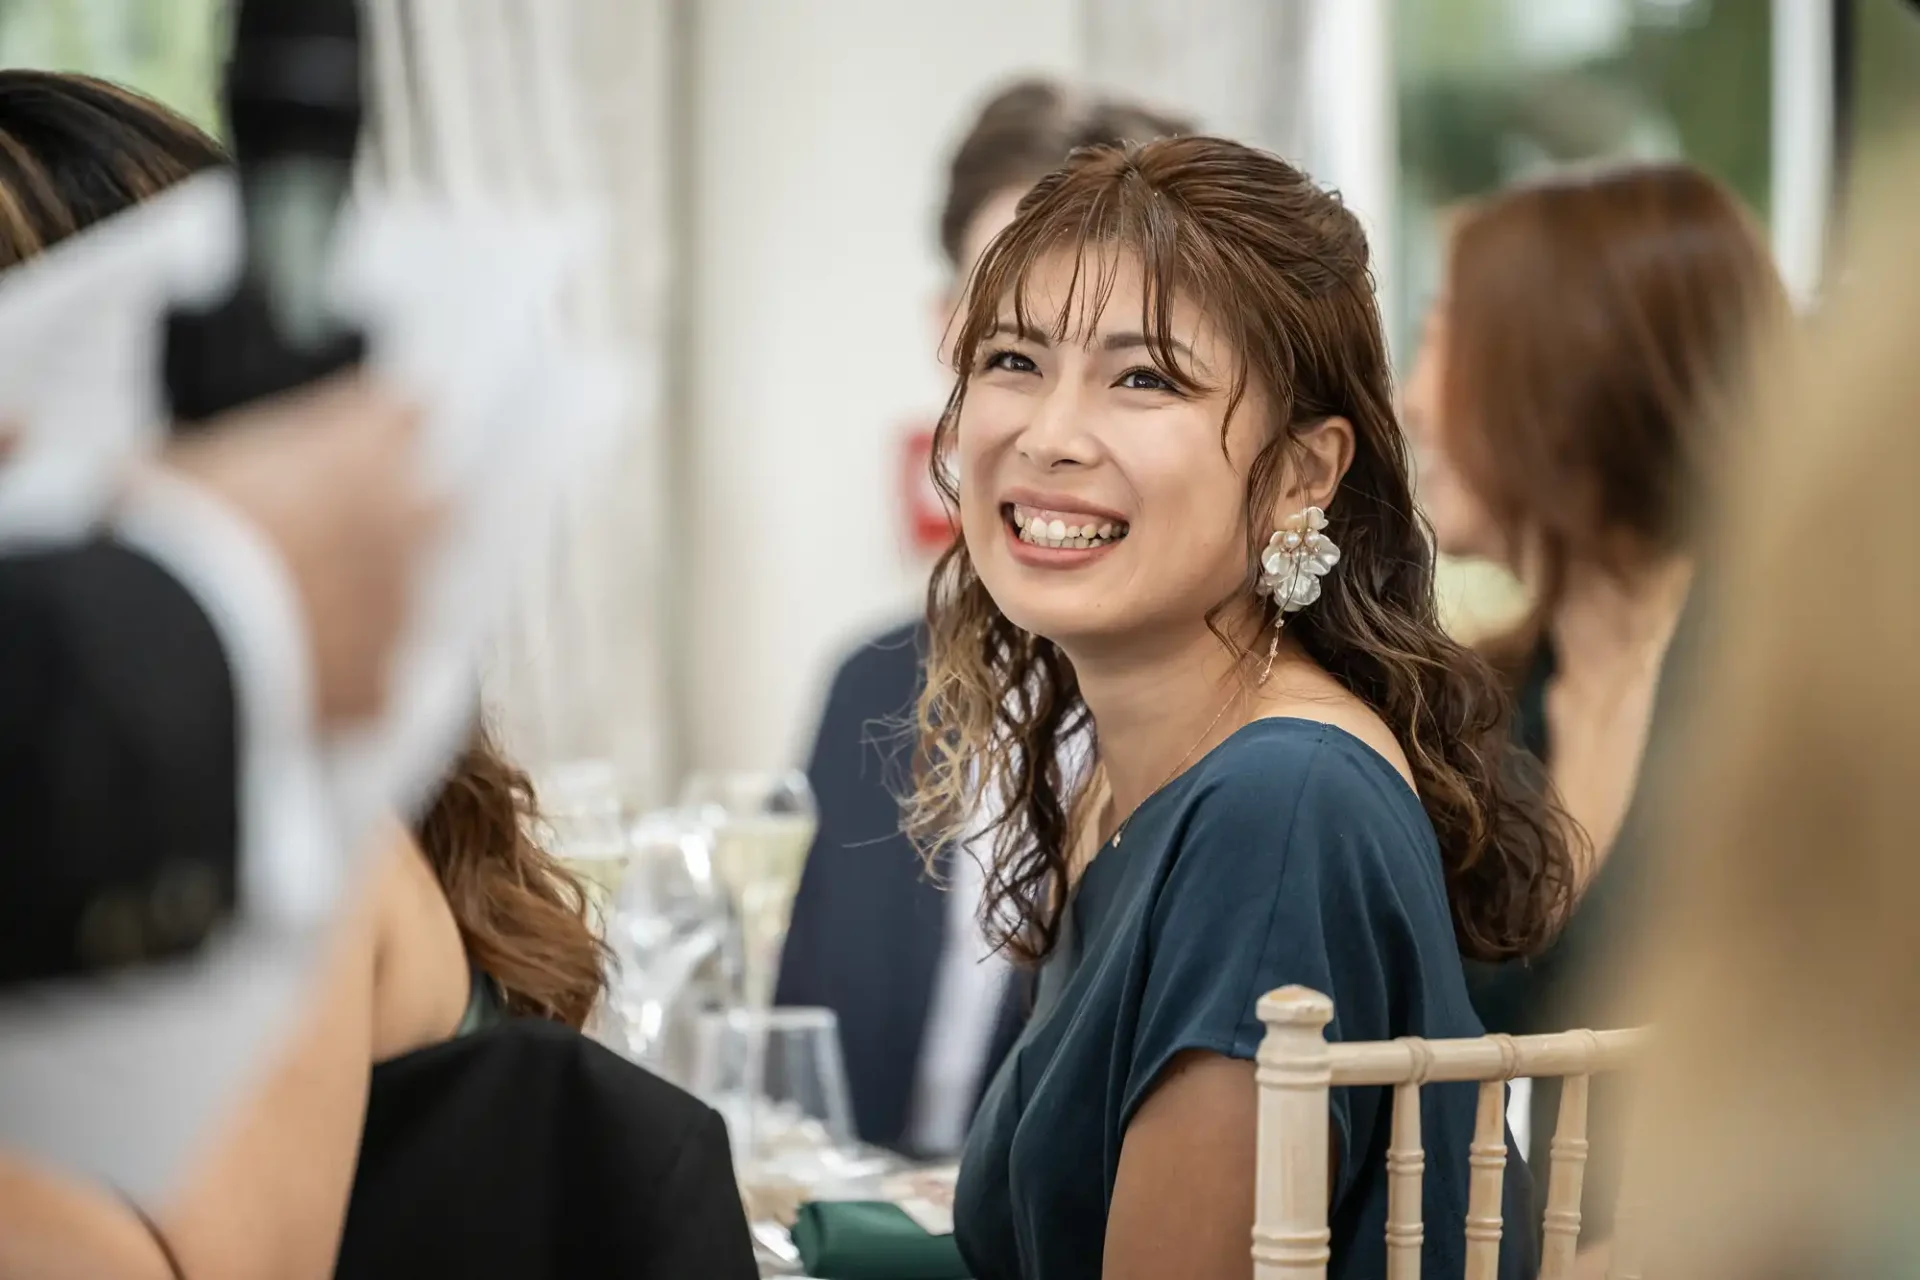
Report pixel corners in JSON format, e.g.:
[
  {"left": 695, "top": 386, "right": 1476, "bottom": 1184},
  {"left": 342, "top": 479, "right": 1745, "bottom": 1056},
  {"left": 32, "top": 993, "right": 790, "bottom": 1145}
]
[
  {"left": 156, "top": 849, "right": 387, "bottom": 1280},
  {"left": 1104, "top": 1051, "right": 1260, "bottom": 1280},
  {"left": 0, "top": 1157, "right": 174, "bottom": 1280},
  {"left": 1106, "top": 1050, "right": 1339, "bottom": 1280},
  {"left": 0, "top": 849, "right": 385, "bottom": 1280}
]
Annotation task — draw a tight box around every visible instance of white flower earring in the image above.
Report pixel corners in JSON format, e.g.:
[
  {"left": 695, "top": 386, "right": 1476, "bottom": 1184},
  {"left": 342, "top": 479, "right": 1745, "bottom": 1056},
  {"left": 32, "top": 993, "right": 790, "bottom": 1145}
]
[{"left": 1255, "top": 505, "right": 1340, "bottom": 681}]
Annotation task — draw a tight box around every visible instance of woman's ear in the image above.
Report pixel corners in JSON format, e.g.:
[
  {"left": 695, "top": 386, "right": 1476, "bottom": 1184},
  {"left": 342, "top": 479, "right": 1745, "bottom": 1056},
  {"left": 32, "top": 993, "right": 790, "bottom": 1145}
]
[{"left": 1270, "top": 415, "right": 1355, "bottom": 524}]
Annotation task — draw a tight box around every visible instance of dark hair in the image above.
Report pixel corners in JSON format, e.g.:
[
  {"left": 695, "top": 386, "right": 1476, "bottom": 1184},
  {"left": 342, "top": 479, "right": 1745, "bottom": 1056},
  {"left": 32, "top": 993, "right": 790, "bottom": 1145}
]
[
  {"left": 0, "top": 71, "right": 225, "bottom": 266},
  {"left": 0, "top": 70, "right": 609, "bottom": 1026},
  {"left": 909, "top": 136, "right": 1576, "bottom": 966},
  {"left": 1439, "top": 163, "right": 1788, "bottom": 672},
  {"left": 938, "top": 78, "right": 1192, "bottom": 270}
]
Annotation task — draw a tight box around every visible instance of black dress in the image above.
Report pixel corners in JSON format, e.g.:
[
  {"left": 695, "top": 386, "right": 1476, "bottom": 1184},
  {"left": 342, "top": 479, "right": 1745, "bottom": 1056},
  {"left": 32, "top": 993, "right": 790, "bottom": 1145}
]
[
  {"left": 955, "top": 719, "right": 1535, "bottom": 1280},
  {"left": 1464, "top": 618, "right": 1691, "bottom": 1246},
  {"left": 335, "top": 1018, "right": 758, "bottom": 1280}
]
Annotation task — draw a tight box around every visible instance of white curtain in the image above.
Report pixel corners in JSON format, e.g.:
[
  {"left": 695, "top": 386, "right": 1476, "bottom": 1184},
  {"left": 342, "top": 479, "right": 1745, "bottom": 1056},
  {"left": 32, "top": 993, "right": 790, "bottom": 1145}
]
[
  {"left": 1080, "top": 0, "right": 1316, "bottom": 160},
  {"left": 363, "top": 0, "right": 675, "bottom": 803},
  {"left": 1081, "top": 0, "right": 1397, "bottom": 332}
]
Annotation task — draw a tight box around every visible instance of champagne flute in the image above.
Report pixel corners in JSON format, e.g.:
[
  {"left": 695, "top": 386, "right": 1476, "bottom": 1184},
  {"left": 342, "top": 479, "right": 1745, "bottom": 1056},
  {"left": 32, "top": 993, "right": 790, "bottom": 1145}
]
[
  {"left": 679, "top": 771, "right": 817, "bottom": 1009},
  {"left": 608, "top": 810, "right": 728, "bottom": 1070},
  {"left": 537, "top": 758, "right": 631, "bottom": 928}
]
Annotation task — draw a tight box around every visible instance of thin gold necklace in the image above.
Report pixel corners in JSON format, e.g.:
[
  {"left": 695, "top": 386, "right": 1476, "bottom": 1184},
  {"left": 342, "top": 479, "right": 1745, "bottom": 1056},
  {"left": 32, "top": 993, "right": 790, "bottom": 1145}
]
[{"left": 1110, "top": 685, "right": 1245, "bottom": 847}]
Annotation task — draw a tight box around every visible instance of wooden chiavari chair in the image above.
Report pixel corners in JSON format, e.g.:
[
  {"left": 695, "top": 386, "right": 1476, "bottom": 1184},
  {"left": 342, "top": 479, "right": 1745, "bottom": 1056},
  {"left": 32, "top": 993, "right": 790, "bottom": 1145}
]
[{"left": 1252, "top": 986, "right": 1648, "bottom": 1280}]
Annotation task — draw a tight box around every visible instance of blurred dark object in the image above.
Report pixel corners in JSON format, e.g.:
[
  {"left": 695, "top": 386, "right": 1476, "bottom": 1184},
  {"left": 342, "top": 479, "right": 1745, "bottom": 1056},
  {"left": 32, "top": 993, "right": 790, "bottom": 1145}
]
[
  {"left": 774, "top": 623, "right": 1024, "bottom": 1152},
  {"left": 1833, "top": 0, "right": 1920, "bottom": 225},
  {"left": 0, "top": 542, "right": 238, "bottom": 986},
  {"left": 775, "top": 624, "right": 941, "bottom": 1147},
  {"left": 164, "top": 0, "right": 367, "bottom": 428},
  {"left": 336, "top": 1019, "right": 758, "bottom": 1280}
]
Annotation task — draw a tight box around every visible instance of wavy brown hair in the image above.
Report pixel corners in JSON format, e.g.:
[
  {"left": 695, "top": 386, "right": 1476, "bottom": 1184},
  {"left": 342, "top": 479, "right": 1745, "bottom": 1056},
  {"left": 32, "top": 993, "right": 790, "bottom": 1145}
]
[
  {"left": 1439, "top": 163, "right": 1787, "bottom": 675},
  {"left": 0, "top": 70, "right": 610, "bottom": 1029},
  {"left": 416, "top": 728, "right": 608, "bottom": 1028},
  {"left": 908, "top": 136, "right": 1576, "bottom": 966}
]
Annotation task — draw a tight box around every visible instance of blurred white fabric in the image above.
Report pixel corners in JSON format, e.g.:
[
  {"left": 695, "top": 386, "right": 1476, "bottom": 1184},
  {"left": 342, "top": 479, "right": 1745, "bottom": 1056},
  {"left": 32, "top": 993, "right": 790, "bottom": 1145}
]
[
  {"left": 0, "top": 169, "right": 626, "bottom": 1198},
  {"left": 371, "top": 0, "right": 676, "bottom": 800}
]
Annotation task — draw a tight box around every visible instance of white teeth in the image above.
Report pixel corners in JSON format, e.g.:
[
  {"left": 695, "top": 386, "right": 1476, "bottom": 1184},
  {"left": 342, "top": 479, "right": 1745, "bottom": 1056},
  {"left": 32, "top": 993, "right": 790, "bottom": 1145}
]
[{"left": 1008, "top": 505, "right": 1130, "bottom": 549}]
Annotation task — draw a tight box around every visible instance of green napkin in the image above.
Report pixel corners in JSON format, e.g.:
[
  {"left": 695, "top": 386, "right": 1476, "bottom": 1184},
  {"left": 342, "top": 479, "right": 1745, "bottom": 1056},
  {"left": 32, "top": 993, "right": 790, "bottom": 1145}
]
[{"left": 789, "top": 1200, "right": 971, "bottom": 1280}]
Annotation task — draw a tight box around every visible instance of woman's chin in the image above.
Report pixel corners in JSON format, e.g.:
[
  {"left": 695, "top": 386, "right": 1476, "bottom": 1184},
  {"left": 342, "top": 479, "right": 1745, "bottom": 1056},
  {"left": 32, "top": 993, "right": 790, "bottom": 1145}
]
[{"left": 984, "top": 591, "right": 1131, "bottom": 654}]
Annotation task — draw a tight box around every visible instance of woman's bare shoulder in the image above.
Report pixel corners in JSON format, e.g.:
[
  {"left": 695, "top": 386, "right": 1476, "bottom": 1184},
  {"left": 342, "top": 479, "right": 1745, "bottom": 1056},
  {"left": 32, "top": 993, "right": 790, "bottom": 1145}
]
[{"left": 369, "top": 825, "right": 470, "bottom": 1061}]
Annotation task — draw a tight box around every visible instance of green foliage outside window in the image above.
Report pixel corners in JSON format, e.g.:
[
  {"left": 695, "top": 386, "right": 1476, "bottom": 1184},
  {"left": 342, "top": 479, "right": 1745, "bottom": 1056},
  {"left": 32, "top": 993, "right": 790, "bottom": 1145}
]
[
  {"left": 1852, "top": 0, "right": 1920, "bottom": 151},
  {"left": 1394, "top": 0, "right": 1773, "bottom": 342},
  {"left": 0, "top": 0, "right": 227, "bottom": 135}
]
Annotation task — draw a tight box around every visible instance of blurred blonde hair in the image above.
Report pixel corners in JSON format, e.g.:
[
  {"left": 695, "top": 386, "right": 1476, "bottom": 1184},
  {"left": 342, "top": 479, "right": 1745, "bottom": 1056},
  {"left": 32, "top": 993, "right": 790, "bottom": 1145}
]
[{"left": 1630, "top": 138, "right": 1920, "bottom": 1275}]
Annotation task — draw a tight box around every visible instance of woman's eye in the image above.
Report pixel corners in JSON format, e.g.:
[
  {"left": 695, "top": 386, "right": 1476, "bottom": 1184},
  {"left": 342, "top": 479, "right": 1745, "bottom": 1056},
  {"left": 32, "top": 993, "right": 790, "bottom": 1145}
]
[
  {"left": 983, "top": 349, "right": 1038, "bottom": 374},
  {"left": 1117, "top": 367, "right": 1174, "bottom": 392}
]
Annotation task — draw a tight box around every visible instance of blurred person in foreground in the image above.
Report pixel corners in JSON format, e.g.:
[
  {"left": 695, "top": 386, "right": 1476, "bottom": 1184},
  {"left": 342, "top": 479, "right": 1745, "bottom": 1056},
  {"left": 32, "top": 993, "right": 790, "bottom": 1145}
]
[
  {"left": 776, "top": 78, "right": 1190, "bottom": 1157},
  {"left": 0, "top": 72, "right": 754, "bottom": 1280},
  {"left": 1622, "top": 146, "right": 1920, "bottom": 1279},
  {"left": 0, "top": 68, "right": 431, "bottom": 1278},
  {"left": 1400, "top": 161, "right": 1789, "bottom": 1256}
]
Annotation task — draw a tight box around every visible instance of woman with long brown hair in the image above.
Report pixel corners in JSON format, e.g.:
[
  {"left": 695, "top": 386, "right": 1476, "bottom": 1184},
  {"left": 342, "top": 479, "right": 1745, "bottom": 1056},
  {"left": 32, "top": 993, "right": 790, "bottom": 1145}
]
[
  {"left": 914, "top": 134, "right": 1577, "bottom": 1279},
  {"left": 1400, "top": 162, "right": 1789, "bottom": 1254},
  {"left": 776, "top": 78, "right": 1190, "bottom": 1158}
]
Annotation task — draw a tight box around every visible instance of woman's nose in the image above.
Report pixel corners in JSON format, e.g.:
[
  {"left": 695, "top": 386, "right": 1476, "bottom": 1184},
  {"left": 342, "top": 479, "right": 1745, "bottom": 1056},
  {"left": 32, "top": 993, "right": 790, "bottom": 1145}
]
[{"left": 1017, "top": 383, "right": 1096, "bottom": 470}]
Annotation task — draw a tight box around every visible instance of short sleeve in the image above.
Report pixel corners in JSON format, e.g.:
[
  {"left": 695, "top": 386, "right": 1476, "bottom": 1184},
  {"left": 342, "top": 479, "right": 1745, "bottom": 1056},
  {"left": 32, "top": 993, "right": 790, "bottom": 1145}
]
[{"left": 1121, "top": 730, "right": 1424, "bottom": 1204}]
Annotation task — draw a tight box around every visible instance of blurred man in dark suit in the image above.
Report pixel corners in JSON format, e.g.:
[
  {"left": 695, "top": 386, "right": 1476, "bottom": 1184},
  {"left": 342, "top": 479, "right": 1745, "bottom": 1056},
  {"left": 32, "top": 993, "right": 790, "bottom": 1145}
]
[{"left": 776, "top": 80, "right": 1191, "bottom": 1155}]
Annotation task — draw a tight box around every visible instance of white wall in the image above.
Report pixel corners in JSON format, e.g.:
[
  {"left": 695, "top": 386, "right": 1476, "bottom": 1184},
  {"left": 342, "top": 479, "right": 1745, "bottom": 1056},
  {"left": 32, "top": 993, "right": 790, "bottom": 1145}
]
[{"left": 678, "top": 0, "right": 1083, "bottom": 774}]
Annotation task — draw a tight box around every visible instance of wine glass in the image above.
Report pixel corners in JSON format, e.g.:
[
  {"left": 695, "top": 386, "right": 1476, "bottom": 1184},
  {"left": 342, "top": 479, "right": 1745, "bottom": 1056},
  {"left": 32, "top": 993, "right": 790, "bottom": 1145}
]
[
  {"left": 689, "top": 1005, "right": 887, "bottom": 1222},
  {"left": 605, "top": 810, "right": 729, "bottom": 1070},
  {"left": 679, "top": 771, "right": 817, "bottom": 1009},
  {"left": 536, "top": 758, "right": 631, "bottom": 927}
]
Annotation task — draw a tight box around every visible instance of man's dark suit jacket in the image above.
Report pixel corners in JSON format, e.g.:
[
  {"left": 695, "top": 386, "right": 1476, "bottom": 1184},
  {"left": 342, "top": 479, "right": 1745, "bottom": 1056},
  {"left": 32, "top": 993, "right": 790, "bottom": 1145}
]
[
  {"left": 0, "top": 540, "right": 239, "bottom": 987},
  {"left": 775, "top": 621, "right": 1023, "bottom": 1152}
]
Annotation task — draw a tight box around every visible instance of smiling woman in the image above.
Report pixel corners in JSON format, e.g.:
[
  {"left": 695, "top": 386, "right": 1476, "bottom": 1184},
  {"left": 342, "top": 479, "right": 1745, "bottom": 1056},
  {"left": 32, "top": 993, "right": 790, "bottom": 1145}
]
[{"left": 912, "top": 136, "right": 1578, "bottom": 1280}]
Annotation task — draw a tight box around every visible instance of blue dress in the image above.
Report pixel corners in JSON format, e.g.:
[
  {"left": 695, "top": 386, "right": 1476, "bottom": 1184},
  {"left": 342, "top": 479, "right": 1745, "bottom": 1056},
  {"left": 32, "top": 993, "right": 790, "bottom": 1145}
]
[{"left": 953, "top": 719, "right": 1536, "bottom": 1280}]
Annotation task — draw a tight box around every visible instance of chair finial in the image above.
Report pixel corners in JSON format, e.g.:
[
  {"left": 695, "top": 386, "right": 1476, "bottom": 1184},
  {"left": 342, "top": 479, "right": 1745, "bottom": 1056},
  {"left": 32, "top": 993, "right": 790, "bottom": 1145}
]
[{"left": 1258, "top": 985, "right": 1334, "bottom": 1028}]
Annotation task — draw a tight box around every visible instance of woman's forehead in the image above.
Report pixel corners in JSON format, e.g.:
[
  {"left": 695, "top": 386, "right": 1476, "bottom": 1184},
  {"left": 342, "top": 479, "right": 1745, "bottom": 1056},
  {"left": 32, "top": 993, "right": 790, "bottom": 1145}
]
[{"left": 992, "top": 243, "right": 1221, "bottom": 352}]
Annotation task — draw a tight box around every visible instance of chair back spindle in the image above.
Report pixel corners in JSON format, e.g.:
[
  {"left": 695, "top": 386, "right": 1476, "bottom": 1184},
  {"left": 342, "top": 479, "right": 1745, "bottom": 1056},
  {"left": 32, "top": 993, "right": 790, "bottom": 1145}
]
[
  {"left": 1253, "top": 988, "right": 1336, "bottom": 1278},
  {"left": 1384, "top": 1070, "right": 1427, "bottom": 1280},
  {"left": 1538, "top": 1068, "right": 1592, "bottom": 1279},
  {"left": 1253, "top": 987, "right": 1645, "bottom": 1280},
  {"left": 1463, "top": 1078, "right": 1511, "bottom": 1280}
]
